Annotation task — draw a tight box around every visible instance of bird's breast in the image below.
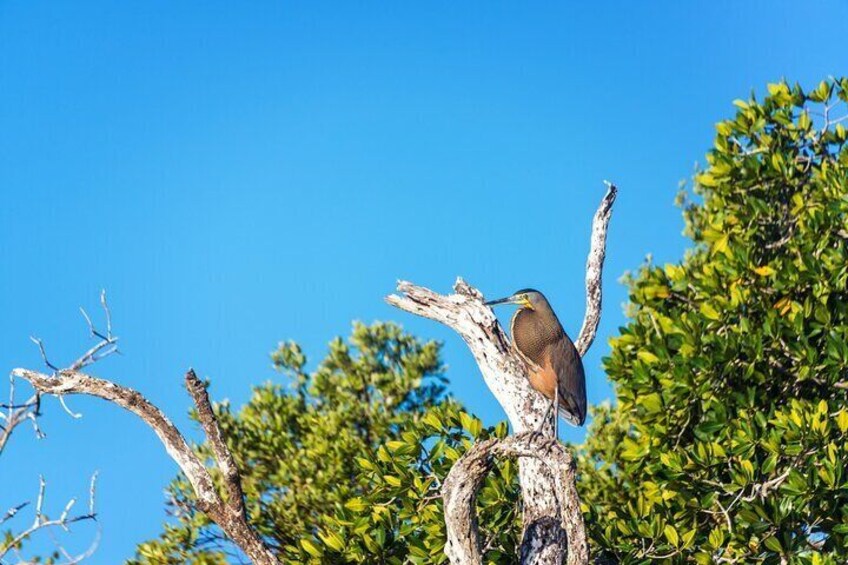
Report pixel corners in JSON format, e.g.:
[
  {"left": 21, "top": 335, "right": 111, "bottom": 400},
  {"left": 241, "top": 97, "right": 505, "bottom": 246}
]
[{"left": 528, "top": 358, "right": 558, "bottom": 400}]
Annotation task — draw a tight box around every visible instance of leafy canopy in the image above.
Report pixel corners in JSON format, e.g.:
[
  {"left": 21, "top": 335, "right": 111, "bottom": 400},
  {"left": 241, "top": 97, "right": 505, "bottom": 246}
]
[
  {"left": 133, "top": 322, "right": 520, "bottom": 564},
  {"left": 135, "top": 78, "right": 848, "bottom": 565},
  {"left": 580, "top": 77, "right": 848, "bottom": 564}
]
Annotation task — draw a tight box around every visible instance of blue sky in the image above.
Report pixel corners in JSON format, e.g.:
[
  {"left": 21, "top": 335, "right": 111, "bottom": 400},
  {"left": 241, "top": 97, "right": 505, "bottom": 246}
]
[{"left": 1, "top": 1, "right": 846, "bottom": 562}]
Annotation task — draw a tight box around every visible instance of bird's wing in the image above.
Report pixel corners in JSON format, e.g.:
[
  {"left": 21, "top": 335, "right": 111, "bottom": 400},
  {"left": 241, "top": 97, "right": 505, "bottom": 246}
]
[{"left": 551, "top": 337, "right": 587, "bottom": 426}]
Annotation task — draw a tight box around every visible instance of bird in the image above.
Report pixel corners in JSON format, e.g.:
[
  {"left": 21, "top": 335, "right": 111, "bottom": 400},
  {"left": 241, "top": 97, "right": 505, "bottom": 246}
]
[{"left": 485, "top": 289, "right": 586, "bottom": 437}]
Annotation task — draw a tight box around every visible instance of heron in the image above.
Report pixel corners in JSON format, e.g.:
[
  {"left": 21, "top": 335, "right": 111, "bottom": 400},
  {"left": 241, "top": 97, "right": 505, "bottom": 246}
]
[{"left": 485, "top": 289, "right": 586, "bottom": 437}]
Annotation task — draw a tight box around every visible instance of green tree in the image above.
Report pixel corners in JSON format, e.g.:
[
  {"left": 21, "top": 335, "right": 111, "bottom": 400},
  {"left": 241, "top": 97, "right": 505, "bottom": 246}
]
[
  {"left": 137, "top": 78, "right": 848, "bottom": 565},
  {"left": 133, "top": 322, "right": 520, "bottom": 564},
  {"left": 580, "top": 77, "right": 848, "bottom": 564}
]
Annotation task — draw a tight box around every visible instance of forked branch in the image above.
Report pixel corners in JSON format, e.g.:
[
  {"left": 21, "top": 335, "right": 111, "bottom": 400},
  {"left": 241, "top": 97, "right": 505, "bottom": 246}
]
[
  {"left": 12, "top": 368, "right": 277, "bottom": 565},
  {"left": 11, "top": 296, "right": 278, "bottom": 565},
  {"left": 442, "top": 433, "right": 586, "bottom": 565},
  {"left": 386, "top": 183, "right": 617, "bottom": 564}
]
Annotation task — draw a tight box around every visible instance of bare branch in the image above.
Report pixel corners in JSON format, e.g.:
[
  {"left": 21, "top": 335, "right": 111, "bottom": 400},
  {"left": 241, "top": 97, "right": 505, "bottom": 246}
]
[
  {"left": 387, "top": 278, "right": 547, "bottom": 431},
  {"left": 574, "top": 182, "right": 617, "bottom": 356},
  {"left": 0, "top": 376, "right": 42, "bottom": 457},
  {"left": 0, "top": 294, "right": 123, "bottom": 564},
  {"left": 88, "top": 472, "right": 98, "bottom": 515},
  {"left": 12, "top": 368, "right": 219, "bottom": 510},
  {"left": 387, "top": 184, "right": 616, "bottom": 564},
  {"left": 34, "top": 475, "right": 46, "bottom": 525},
  {"left": 70, "top": 292, "right": 120, "bottom": 372},
  {"left": 0, "top": 503, "right": 29, "bottom": 526},
  {"left": 25, "top": 410, "right": 46, "bottom": 440},
  {"left": 184, "top": 370, "right": 248, "bottom": 519},
  {"left": 387, "top": 280, "right": 562, "bottom": 562},
  {"left": 0, "top": 475, "right": 98, "bottom": 564},
  {"left": 29, "top": 337, "right": 57, "bottom": 372},
  {"left": 10, "top": 293, "right": 279, "bottom": 562},
  {"left": 442, "top": 433, "right": 587, "bottom": 565},
  {"left": 11, "top": 367, "right": 278, "bottom": 565},
  {"left": 100, "top": 290, "right": 113, "bottom": 339},
  {"left": 57, "top": 396, "right": 83, "bottom": 419}
]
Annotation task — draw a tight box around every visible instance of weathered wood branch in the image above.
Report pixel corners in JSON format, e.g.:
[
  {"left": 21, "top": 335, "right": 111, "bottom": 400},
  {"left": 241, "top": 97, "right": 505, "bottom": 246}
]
[
  {"left": 442, "top": 433, "right": 587, "bottom": 565},
  {"left": 185, "top": 370, "right": 249, "bottom": 520},
  {"left": 575, "top": 183, "right": 617, "bottom": 356},
  {"left": 386, "top": 184, "right": 616, "bottom": 564},
  {"left": 11, "top": 368, "right": 278, "bottom": 565}
]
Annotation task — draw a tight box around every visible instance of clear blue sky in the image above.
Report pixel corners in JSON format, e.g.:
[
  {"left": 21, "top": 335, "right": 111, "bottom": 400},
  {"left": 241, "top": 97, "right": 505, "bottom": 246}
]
[{"left": 1, "top": 1, "right": 845, "bottom": 562}]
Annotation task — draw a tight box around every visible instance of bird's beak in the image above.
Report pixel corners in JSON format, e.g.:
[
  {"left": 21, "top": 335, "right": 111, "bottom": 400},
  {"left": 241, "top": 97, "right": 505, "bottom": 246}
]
[{"left": 485, "top": 295, "right": 519, "bottom": 307}]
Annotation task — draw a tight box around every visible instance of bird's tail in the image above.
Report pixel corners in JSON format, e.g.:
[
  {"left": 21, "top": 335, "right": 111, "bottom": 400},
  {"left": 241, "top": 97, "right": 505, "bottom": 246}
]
[{"left": 558, "top": 405, "right": 585, "bottom": 427}]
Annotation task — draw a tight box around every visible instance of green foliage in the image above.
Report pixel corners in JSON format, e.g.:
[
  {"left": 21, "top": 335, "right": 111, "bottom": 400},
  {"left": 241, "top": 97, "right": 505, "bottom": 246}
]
[
  {"left": 136, "top": 78, "right": 848, "bottom": 564},
  {"left": 132, "top": 322, "right": 520, "bottom": 564},
  {"left": 579, "top": 78, "right": 848, "bottom": 564}
]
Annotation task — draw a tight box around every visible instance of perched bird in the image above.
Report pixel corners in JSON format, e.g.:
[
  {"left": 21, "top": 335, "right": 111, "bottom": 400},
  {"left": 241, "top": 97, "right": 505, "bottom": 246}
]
[{"left": 485, "top": 289, "right": 586, "bottom": 436}]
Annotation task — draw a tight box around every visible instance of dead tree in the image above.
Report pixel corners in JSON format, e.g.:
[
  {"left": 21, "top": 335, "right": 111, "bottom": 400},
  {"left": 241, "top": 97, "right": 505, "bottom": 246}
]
[
  {"left": 386, "top": 183, "right": 617, "bottom": 564},
  {"left": 12, "top": 294, "right": 278, "bottom": 565}
]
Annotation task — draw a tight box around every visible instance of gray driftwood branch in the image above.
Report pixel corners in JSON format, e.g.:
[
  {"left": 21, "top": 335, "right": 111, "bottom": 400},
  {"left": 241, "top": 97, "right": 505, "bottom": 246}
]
[
  {"left": 11, "top": 368, "right": 278, "bottom": 565},
  {"left": 386, "top": 183, "right": 617, "bottom": 564}
]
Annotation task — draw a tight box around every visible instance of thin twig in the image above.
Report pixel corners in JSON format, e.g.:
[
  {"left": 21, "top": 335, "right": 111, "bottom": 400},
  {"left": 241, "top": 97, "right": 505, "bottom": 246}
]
[{"left": 0, "top": 475, "right": 98, "bottom": 564}]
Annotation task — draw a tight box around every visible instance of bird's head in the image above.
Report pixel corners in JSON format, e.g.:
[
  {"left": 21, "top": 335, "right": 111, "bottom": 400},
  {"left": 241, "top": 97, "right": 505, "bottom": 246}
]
[{"left": 485, "top": 288, "right": 547, "bottom": 311}]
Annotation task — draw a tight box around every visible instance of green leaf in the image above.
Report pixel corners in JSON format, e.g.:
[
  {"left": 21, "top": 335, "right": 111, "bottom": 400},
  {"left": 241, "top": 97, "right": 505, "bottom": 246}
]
[
  {"left": 383, "top": 475, "right": 402, "bottom": 487},
  {"left": 300, "top": 538, "right": 323, "bottom": 558},
  {"left": 700, "top": 303, "right": 721, "bottom": 320},
  {"left": 422, "top": 412, "right": 443, "bottom": 430},
  {"left": 663, "top": 524, "right": 679, "bottom": 547},
  {"left": 763, "top": 536, "right": 783, "bottom": 553},
  {"left": 637, "top": 351, "right": 660, "bottom": 364},
  {"left": 345, "top": 497, "right": 368, "bottom": 512},
  {"left": 318, "top": 531, "right": 345, "bottom": 552},
  {"left": 638, "top": 392, "right": 663, "bottom": 414},
  {"left": 708, "top": 528, "right": 725, "bottom": 549}
]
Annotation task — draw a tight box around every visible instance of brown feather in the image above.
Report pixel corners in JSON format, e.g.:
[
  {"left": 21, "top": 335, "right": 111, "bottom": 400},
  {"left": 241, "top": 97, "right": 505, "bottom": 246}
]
[{"left": 510, "top": 303, "right": 586, "bottom": 426}]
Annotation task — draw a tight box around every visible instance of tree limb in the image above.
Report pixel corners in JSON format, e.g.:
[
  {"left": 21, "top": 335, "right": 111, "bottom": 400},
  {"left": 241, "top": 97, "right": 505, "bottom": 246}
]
[
  {"left": 184, "top": 370, "right": 248, "bottom": 519},
  {"left": 11, "top": 368, "right": 278, "bottom": 565},
  {"left": 575, "top": 182, "right": 617, "bottom": 356},
  {"left": 386, "top": 183, "right": 616, "bottom": 564},
  {"left": 442, "top": 433, "right": 587, "bottom": 565}
]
